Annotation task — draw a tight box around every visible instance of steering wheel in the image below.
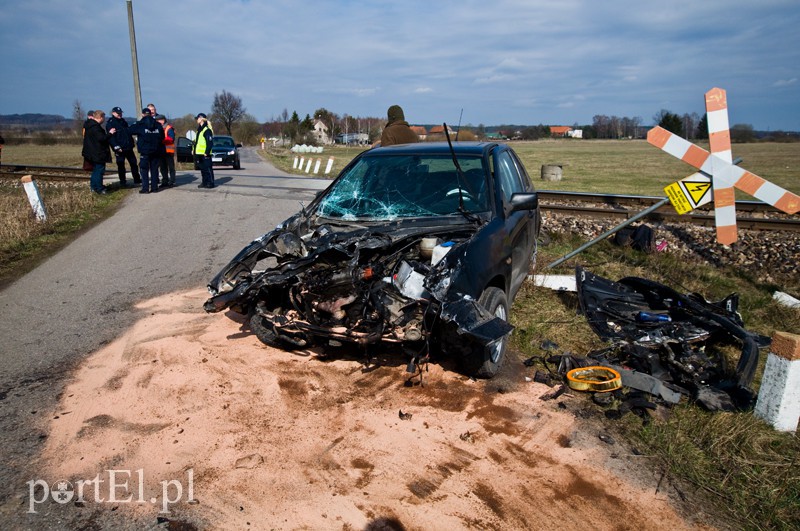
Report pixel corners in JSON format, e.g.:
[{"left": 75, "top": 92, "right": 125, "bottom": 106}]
[{"left": 445, "top": 188, "right": 474, "bottom": 201}]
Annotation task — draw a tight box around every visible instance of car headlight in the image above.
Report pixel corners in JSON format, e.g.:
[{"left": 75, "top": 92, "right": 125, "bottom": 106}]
[{"left": 227, "top": 150, "right": 236, "bottom": 155}]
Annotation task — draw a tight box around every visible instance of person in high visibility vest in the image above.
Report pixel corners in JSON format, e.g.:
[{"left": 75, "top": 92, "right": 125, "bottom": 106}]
[
  {"left": 155, "top": 114, "right": 176, "bottom": 188},
  {"left": 194, "top": 113, "right": 215, "bottom": 189}
]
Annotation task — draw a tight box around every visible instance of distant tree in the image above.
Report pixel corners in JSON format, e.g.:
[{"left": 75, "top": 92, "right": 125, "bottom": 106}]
[
  {"left": 696, "top": 113, "right": 709, "bottom": 139},
  {"left": 211, "top": 90, "right": 246, "bottom": 135},
  {"left": 593, "top": 115, "right": 610, "bottom": 138},
  {"left": 232, "top": 113, "right": 261, "bottom": 144},
  {"left": 72, "top": 99, "right": 85, "bottom": 134},
  {"left": 731, "top": 123, "right": 756, "bottom": 143},
  {"left": 654, "top": 109, "right": 682, "bottom": 135},
  {"left": 301, "top": 114, "right": 314, "bottom": 132},
  {"left": 681, "top": 112, "right": 700, "bottom": 140},
  {"left": 456, "top": 129, "right": 477, "bottom": 141}
]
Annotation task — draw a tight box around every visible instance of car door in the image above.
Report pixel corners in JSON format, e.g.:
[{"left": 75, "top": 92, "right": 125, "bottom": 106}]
[{"left": 492, "top": 148, "right": 536, "bottom": 298}]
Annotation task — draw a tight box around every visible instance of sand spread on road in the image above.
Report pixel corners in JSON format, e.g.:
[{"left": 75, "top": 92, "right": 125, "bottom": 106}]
[{"left": 39, "top": 288, "right": 701, "bottom": 529}]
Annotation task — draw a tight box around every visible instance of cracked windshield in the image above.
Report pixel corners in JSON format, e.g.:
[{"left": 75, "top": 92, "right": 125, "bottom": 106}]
[{"left": 316, "top": 154, "right": 490, "bottom": 220}]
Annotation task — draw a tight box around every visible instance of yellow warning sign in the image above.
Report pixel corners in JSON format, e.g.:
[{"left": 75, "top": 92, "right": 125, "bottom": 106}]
[
  {"left": 683, "top": 181, "right": 711, "bottom": 205},
  {"left": 664, "top": 182, "right": 692, "bottom": 214}
]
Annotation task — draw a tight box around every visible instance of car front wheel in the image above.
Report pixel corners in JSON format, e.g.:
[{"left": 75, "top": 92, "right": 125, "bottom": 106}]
[{"left": 466, "top": 287, "right": 509, "bottom": 378}]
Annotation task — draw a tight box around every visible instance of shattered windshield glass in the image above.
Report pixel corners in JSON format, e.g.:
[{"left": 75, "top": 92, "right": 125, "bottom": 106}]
[{"left": 316, "top": 154, "right": 489, "bottom": 220}]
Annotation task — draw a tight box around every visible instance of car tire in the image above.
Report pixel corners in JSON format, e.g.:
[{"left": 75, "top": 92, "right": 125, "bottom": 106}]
[
  {"left": 250, "top": 313, "right": 310, "bottom": 349},
  {"left": 467, "top": 287, "right": 509, "bottom": 379},
  {"left": 233, "top": 158, "right": 241, "bottom": 170},
  {"left": 250, "top": 313, "right": 284, "bottom": 348}
]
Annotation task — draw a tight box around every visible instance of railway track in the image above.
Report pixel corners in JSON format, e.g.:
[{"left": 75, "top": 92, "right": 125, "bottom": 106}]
[
  {"left": 0, "top": 163, "right": 89, "bottom": 181},
  {"left": 537, "top": 190, "right": 800, "bottom": 232},
  {"left": 1, "top": 165, "right": 797, "bottom": 231}
]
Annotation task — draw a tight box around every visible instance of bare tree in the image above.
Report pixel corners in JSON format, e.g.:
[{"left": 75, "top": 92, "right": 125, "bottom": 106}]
[{"left": 211, "top": 90, "right": 246, "bottom": 135}]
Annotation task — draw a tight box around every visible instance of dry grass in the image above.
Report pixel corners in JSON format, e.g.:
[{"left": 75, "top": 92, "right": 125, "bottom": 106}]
[{"left": 0, "top": 183, "right": 123, "bottom": 278}]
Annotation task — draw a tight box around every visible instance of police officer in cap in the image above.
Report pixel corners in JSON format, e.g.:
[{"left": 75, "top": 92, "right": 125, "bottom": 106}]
[
  {"left": 193, "top": 113, "right": 215, "bottom": 188},
  {"left": 106, "top": 107, "right": 141, "bottom": 187}
]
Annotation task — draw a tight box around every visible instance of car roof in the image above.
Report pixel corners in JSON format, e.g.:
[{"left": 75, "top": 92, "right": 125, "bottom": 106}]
[{"left": 367, "top": 141, "right": 501, "bottom": 157}]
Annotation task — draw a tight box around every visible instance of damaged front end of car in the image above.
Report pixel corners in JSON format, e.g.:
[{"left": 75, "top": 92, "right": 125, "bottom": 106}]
[{"left": 204, "top": 213, "right": 512, "bottom": 375}]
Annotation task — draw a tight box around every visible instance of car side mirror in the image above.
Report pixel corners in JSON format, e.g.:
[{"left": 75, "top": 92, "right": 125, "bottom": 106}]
[
  {"left": 508, "top": 192, "right": 539, "bottom": 213},
  {"left": 236, "top": 143, "right": 243, "bottom": 148}
]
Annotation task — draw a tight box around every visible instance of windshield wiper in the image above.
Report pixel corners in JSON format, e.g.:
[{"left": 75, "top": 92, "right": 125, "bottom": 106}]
[{"left": 443, "top": 122, "right": 481, "bottom": 223}]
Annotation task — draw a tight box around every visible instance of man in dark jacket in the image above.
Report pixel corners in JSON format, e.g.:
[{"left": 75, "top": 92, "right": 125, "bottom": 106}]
[
  {"left": 107, "top": 106, "right": 141, "bottom": 187},
  {"left": 81, "top": 110, "right": 115, "bottom": 194},
  {"left": 128, "top": 108, "right": 164, "bottom": 194},
  {"left": 379, "top": 105, "right": 419, "bottom": 146}
]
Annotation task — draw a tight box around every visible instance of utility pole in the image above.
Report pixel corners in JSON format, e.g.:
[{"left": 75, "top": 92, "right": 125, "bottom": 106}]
[{"left": 127, "top": 0, "right": 142, "bottom": 115}]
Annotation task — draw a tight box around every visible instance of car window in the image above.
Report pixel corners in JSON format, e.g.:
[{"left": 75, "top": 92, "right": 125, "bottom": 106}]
[
  {"left": 508, "top": 150, "right": 534, "bottom": 192},
  {"left": 177, "top": 137, "right": 192, "bottom": 147},
  {"left": 213, "top": 138, "right": 234, "bottom": 148},
  {"left": 316, "top": 154, "right": 489, "bottom": 220},
  {"left": 493, "top": 150, "right": 525, "bottom": 202}
]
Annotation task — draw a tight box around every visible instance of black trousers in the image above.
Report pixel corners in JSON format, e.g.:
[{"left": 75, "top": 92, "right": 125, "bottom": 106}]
[{"left": 115, "top": 149, "right": 141, "bottom": 183}]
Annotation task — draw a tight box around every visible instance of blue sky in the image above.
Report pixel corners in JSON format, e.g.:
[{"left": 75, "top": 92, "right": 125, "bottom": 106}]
[{"left": 1, "top": 0, "right": 798, "bottom": 130}]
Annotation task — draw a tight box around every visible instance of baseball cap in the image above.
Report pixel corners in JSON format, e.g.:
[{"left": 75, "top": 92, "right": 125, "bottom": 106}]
[
  {"left": 154, "top": 114, "right": 165, "bottom": 121},
  {"left": 112, "top": 106, "right": 123, "bottom": 114},
  {"left": 195, "top": 113, "right": 207, "bottom": 119},
  {"left": 141, "top": 107, "right": 151, "bottom": 115}
]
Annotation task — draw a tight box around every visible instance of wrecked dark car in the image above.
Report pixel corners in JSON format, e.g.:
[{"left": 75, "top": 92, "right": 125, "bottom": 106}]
[{"left": 205, "top": 142, "right": 541, "bottom": 377}]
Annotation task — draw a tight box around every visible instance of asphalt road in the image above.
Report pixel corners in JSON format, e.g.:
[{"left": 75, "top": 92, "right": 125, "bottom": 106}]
[{"left": 0, "top": 148, "right": 331, "bottom": 527}]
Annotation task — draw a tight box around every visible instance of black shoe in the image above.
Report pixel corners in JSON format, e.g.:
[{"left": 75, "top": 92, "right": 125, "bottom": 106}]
[
  {"left": 197, "top": 184, "right": 207, "bottom": 188},
  {"left": 92, "top": 189, "right": 108, "bottom": 195},
  {"left": 139, "top": 190, "right": 150, "bottom": 194},
  {"left": 133, "top": 180, "right": 142, "bottom": 185},
  {"left": 206, "top": 184, "right": 216, "bottom": 189}
]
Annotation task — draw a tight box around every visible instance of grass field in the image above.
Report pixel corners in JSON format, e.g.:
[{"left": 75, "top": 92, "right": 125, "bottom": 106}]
[{"left": 263, "top": 139, "right": 800, "bottom": 199}]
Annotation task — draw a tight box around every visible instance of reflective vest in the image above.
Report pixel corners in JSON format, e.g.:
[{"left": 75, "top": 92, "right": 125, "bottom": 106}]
[
  {"left": 194, "top": 123, "right": 212, "bottom": 155},
  {"left": 163, "top": 123, "right": 175, "bottom": 154}
]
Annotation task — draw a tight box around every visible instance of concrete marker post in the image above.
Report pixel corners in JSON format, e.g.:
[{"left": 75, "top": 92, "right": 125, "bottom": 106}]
[
  {"left": 21, "top": 175, "right": 47, "bottom": 222},
  {"left": 755, "top": 331, "right": 800, "bottom": 432},
  {"left": 324, "top": 156, "right": 335, "bottom": 175},
  {"left": 305, "top": 158, "right": 312, "bottom": 173},
  {"left": 313, "top": 158, "right": 321, "bottom": 174},
  {"left": 292, "top": 156, "right": 299, "bottom": 169}
]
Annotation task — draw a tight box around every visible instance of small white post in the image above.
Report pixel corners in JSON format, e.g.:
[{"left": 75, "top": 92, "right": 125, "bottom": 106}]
[
  {"left": 755, "top": 331, "right": 800, "bottom": 432},
  {"left": 292, "top": 155, "right": 299, "bottom": 169},
  {"left": 298, "top": 156, "right": 304, "bottom": 170},
  {"left": 313, "top": 158, "right": 321, "bottom": 174},
  {"left": 304, "top": 158, "right": 312, "bottom": 173},
  {"left": 21, "top": 175, "right": 47, "bottom": 222},
  {"left": 324, "top": 156, "right": 334, "bottom": 175}
]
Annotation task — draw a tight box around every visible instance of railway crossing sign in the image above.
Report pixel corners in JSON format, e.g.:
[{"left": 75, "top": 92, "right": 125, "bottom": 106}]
[{"left": 648, "top": 87, "right": 800, "bottom": 244}]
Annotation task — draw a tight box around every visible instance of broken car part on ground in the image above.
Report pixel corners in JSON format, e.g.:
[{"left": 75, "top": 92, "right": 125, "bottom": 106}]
[
  {"left": 205, "top": 142, "right": 541, "bottom": 378},
  {"left": 569, "top": 266, "right": 768, "bottom": 411}
]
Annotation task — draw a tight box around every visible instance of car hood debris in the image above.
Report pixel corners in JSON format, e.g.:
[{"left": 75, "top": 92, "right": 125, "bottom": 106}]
[{"left": 573, "top": 266, "right": 768, "bottom": 411}]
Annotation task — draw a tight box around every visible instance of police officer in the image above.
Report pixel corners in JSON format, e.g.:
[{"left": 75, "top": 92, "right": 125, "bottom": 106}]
[
  {"left": 128, "top": 108, "right": 164, "bottom": 194},
  {"left": 107, "top": 106, "right": 141, "bottom": 188},
  {"left": 194, "top": 113, "right": 215, "bottom": 189}
]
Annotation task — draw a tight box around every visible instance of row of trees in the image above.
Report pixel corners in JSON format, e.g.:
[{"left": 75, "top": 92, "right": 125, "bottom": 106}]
[{"left": 11, "top": 88, "right": 795, "bottom": 146}]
